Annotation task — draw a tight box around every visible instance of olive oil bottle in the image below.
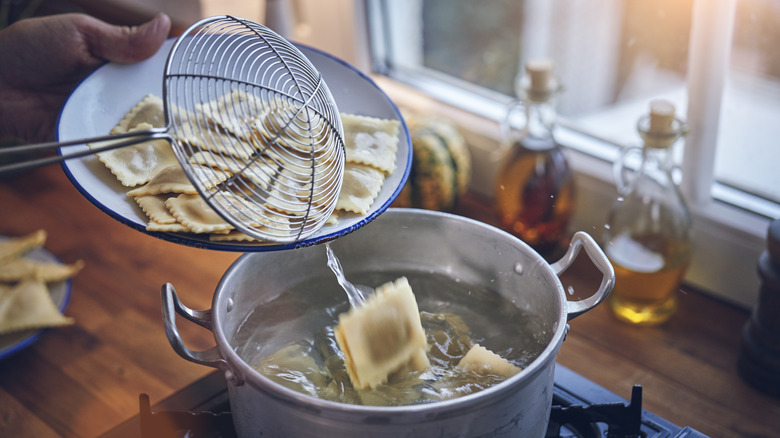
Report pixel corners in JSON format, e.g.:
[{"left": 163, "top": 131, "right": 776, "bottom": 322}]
[
  {"left": 494, "top": 60, "right": 575, "bottom": 261},
  {"left": 602, "top": 100, "right": 692, "bottom": 326}
]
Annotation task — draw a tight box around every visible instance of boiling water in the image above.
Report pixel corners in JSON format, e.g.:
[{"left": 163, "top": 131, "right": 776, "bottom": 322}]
[{"left": 232, "top": 271, "right": 550, "bottom": 406}]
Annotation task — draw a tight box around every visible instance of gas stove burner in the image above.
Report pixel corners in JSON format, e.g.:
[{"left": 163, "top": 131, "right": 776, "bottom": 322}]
[
  {"left": 138, "top": 393, "right": 234, "bottom": 438},
  {"left": 547, "top": 385, "right": 642, "bottom": 438},
  {"left": 134, "top": 390, "right": 646, "bottom": 438},
  {"left": 101, "top": 366, "right": 708, "bottom": 438}
]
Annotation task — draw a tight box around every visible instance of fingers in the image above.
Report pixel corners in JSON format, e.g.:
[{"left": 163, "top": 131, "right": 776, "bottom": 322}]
[{"left": 86, "top": 13, "right": 172, "bottom": 64}]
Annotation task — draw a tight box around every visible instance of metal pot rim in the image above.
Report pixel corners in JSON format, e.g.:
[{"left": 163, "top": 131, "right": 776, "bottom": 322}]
[{"left": 211, "top": 209, "right": 574, "bottom": 412}]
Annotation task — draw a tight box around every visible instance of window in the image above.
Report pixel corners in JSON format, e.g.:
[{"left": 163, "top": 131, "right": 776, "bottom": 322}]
[
  {"left": 370, "top": 0, "right": 780, "bottom": 212},
  {"left": 717, "top": 0, "right": 780, "bottom": 209},
  {"left": 297, "top": 0, "right": 777, "bottom": 307}
]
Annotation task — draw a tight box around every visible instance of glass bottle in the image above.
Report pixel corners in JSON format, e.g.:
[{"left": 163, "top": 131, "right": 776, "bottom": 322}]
[
  {"left": 602, "top": 100, "right": 692, "bottom": 326},
  {"left": 494, "top": 60, "right": 576, "bottom": 261}
]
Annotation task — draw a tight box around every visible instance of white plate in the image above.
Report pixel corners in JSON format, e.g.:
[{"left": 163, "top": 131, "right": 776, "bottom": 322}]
[
  {"left": 0, "top": 238, "right": 72, "bottom": 360},
  {"left": 57, "top": 39, "right": 411, "bottom": 252}
]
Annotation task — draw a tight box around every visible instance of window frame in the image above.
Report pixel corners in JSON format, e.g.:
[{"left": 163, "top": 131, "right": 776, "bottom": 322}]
[{"left": 295, "top": 0, "right": 773, "bottom": 308}]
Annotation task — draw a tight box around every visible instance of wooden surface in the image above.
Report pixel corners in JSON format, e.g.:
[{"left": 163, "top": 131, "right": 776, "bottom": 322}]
[{"left": 0, "top": 165, "right": 778, "bottom": 437}]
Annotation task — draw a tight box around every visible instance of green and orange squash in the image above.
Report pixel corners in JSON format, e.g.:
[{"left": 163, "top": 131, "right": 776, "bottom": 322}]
[{"left": 393, "top": 115, "right": 471, "bottom": 211}]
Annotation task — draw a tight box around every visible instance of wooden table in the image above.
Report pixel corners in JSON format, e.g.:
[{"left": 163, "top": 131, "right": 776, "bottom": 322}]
[{"left": 1, "top": 165, "right": 778, "bottom": 437}]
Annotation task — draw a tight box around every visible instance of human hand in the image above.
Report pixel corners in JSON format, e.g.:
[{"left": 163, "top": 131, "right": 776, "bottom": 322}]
[{"left": 0, "top": 13, "right": 171, "bottom": 144}]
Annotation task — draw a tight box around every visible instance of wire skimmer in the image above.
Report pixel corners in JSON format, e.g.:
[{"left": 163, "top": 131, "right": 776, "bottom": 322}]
[{"left": 0, "top": 16, "right": 345, "bottom": 244}]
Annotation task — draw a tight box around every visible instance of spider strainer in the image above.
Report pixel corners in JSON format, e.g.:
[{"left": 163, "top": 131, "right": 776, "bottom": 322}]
[{"left": 0, "top": 16, "right": 345, "bottom": 243}]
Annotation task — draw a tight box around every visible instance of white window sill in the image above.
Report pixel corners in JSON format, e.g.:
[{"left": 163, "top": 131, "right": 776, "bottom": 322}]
[{"left": 373, "top": 74, "right": 769, "bottom": 310}]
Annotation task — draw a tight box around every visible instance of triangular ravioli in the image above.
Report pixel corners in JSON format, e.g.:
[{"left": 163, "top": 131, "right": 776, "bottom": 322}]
[
  {"left": 0, "top": 230, "right": 46, "bottom": 264},
  {"left": 0, "top": 278, "right": 74, "bottom": 334},
  {"left": 0, "top": 258, "right": 84, "bottom": 283}
]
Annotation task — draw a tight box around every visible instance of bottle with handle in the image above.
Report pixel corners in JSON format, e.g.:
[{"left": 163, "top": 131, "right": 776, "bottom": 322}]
[
  {"left": 494, "top": 59, "right": 576, "bottom": 261},
  {"left": 602, "top": 99, "right": 692, "bottom": 326}
]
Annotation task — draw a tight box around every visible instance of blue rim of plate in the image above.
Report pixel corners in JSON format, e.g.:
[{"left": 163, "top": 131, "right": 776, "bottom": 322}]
[
  {"left": 0, "top": 242, "right": 73, "bottom": 361},
  {"left": 57, "top": 41, "right": 411, "bottom": 253}
]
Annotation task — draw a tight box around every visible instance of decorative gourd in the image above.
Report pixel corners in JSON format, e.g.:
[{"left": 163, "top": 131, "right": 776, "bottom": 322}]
[{"left": 393, "top": 115, "right": 471, "bottom": 211}]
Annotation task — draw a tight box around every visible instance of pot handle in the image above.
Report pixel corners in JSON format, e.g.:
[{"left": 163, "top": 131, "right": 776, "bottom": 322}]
[
  {"left": 161, "top": 283, "right": 243, "bottom": 386},
  {"left": 550, "top": 232, "right": 615, "bottom": 321}
]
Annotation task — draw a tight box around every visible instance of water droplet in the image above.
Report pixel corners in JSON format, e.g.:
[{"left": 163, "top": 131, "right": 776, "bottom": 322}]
[
  {"left": 567, "top": 286, "right": 575, "bottom": 296},
  {"left": 604, "top": 224, "right": 611, "bottom": 230},
  {"left": 226, "top": 297, "right": 234, "bottom": 312},
  {"left": 513, "top": 262, "right": 524, "bottom": 275}
]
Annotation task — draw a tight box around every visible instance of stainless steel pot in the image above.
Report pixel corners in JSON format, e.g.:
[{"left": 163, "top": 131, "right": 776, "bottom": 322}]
[{"left": 162, "top": 208, "right": 614, "bottom": 437}]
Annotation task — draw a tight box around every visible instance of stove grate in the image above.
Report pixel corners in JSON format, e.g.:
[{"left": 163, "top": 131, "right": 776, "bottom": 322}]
[{"left": 101, "top": 365, "right": 708, "bottom": 438}]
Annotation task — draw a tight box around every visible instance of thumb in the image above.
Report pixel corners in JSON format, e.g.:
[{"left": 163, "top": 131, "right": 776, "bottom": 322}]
[{"left": 88, "top": 13, "right": 171, "bottom": 63}]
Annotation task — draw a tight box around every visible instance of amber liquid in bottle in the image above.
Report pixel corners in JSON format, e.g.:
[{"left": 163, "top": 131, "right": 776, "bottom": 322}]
[
  {"left": 605, "top": 233, "right": 691, "bottom": 326},
  {"left": 495, "top": 136, "right": 576, "bottom": 260},
  {"left": 602, "top": 99, "right": 692, "bottom": 326}
]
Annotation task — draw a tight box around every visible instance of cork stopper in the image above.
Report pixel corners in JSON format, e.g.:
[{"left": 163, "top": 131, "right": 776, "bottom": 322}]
[
  {"left": 519, "top": 59, "right": 558, "bottom": 102},
  {"left": 648, "top": 100, "right": 676, "bottom": 134},
  {"left": 638, "top": 99, "right": 685, "bottom": 149},
  {"left": 526, "top": 59, "right": 555, "bottom": 94}
]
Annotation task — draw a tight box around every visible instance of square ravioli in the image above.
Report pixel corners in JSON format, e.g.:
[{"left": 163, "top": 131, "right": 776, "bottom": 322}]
[
  {"left": 335, "top": 277, "right": 430, "bottom": 389},
  {"left": 335, "top": 163, "right": 385, "bottom": 215},
  {"left": 91, "top": 94, "right": 178, "bottom": 187},
  {"left": 196, "top": 88, "right": 266, "bottom": 140},
  {"left": 91, "top": 122, "right": 178, "bottom": 187},
  {"left": 340, "top": 113, "right": 400, "bottom": 174}
]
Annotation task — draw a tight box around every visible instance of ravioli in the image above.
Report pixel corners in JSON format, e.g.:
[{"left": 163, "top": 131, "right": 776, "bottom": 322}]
[
  {"left": 146, "top": 221, "right": 190, "bottom": 233},
  {"left": 92, "top": 122, "right": 178, "bottom": 187},
  {"left": 0, "top": 229, "right": 46, "bottom": 264},
  {"left": 93, "top": 93, "right": 403, "bottom": 243},
  {"left": 175, "top": 116, "right": 258, "bottom": 160},
  {"left": 253, "top": 104, "right": 333, "bottom": 159},
  {"left": 209, "top": 230, "right": 261, "bottom": 242},
  {"left": 164, "top": 194, "right": 234, "bottom": 234},
  {"left": 265, "top": 168, "right": 319, "bottom": 217},
  {"left": 189, "top": 151, "right": 277, "bottom": 189},
  {"left": 0, "top": 278, "right": 74, "bottom": 334},
  {"left": 335, "top": 277, "right": 430, "bottom": 389},
  {"left": 134, "top": 194, "right": 178, "bottom": 224},
  {"left": 197, "top": 88, "right": 267, "bottom": 140},
  {"left": 457, "top": 344, "right": 521, "bottom": 379},
  {"left": 207, "top": 193, "right": 293, "bottom": 239},
  {"left": 335, "top": 164, "right": 384, "bottom": 214},
  {"left": 0, "top": 258, "right": 84, "bottom": 282},
  {"left": 111, "top": 94, "right": 166, "bottom": 134},
  {"left": 0, "top": 230, "right": 81, "bottom": 335},
  {"left": 340, "top": 113, "right": 399, "bottom": 174},
  {"left": 126, "top": 165, "right": 229, "bottom": 198},
  {"left": 126, "top": 165, "right": 196, "bottom": 197}
]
